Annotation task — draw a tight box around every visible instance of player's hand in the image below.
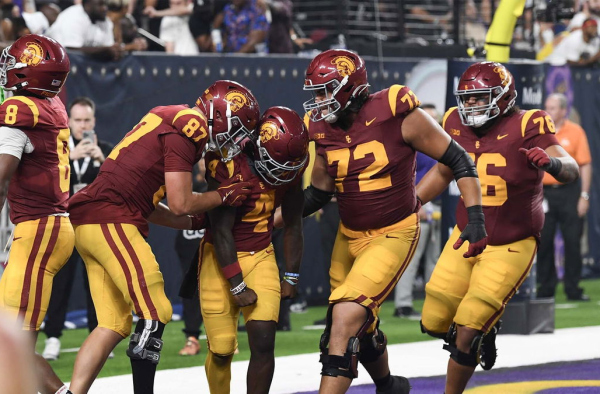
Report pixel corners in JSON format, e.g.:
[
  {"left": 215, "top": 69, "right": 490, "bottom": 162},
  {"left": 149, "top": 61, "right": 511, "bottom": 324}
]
[
  {"left": 281, "top": 281, "right": 297, "bottom": 300},
  {"left": 519, "top": 147, "right": 551, "bottom": 169},
  {"left": 233, "top": 287, "right": 257, "bottom": 307},
  {"left": 216, "top": 178, "right": 253, "bottom": 207},
  {"left": 70, "top": 139, "right": 93, "bottom": 160},
  {"left": 454, "top": 205, "right": 488, "bottom": 258}
]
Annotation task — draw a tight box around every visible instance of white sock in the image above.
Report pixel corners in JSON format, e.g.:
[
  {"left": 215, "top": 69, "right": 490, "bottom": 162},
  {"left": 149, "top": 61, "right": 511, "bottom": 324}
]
[{"left": 55, "top": 384, "right": 70, "bottom": 394}]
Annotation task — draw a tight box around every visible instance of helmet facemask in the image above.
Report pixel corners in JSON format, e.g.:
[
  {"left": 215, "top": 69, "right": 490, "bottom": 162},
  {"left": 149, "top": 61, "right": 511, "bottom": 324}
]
[
  {"left": 455, "top": 85, "right": 513, "bottom": 128},
  {"left": 207, "top": 99, "right": 255, "bottom": 162},
  {"left": 303, "top": 76, "right": 349, "bottom": 123},
  {"left": 0, "top": 46, "right": 27, "bottom": 91},
  {"left": 255, "top": 139, "right": 307, "bottom": 186}
]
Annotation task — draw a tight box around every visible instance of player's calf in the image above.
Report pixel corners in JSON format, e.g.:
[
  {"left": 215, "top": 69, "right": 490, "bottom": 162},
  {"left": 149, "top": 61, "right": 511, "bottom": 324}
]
[{"left": 127, "top": 319, "right": 166, "bottom": 394}]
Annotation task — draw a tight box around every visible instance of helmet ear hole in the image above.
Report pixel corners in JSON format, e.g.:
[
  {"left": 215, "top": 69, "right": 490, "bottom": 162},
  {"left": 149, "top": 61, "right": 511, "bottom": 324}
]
[{"left": 14, "top": 73, "right": 25, "bottom": 79}]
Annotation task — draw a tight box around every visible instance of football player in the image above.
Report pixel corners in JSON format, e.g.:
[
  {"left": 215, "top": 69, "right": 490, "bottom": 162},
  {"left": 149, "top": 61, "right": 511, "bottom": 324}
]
[
  {"left": 299, "top": 49, "right": 487, "bottom": 394},
  {"left": 199, "top": 82, "right": 308, "bottom": 394},
  {"left": 417, "top": 61, "right": 579, "bottom": 394},
  {"left": 66, "top": 82, "right": 253, "bottom": 394},
  {"left": 0, "top": 34, "right": 74, "bottom": 394}
]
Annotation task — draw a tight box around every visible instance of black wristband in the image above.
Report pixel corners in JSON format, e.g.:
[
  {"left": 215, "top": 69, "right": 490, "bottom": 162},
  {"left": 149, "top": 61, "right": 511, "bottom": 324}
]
[
  {"left": 303, "top": 185, "right": 334, "bottom": 217},
  {"left": 546, "top": 157, "right": 563, "bottom": 177},
  {"left": 466, "top": 205, "right": 485, "bottom": 224}
]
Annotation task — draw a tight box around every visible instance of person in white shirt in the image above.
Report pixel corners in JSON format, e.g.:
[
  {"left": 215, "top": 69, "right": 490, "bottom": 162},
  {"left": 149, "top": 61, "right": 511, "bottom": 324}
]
[
  {"left": 47, "top": 0, "right": 123, "bottom": 60},
  {"left": 568, "top": 0, "right": 600, "bottom": 31},
  {"left": 546, "top": 18, "right": 600, "bottom": 66},
  {"left": 22, "top": 3, "right": 61, "bottom": 35},
  {"left": 159, "top": 0, "right": 199, "bottom": 55}
]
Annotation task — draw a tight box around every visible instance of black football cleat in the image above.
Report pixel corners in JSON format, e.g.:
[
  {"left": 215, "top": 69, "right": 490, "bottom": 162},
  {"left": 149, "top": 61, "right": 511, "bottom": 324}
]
[
  {"left": 479, "top": 320, "right": 501, "bottom": 371},
  {"left": 376, "top": 375, "right": 411, "bottom": 394}
]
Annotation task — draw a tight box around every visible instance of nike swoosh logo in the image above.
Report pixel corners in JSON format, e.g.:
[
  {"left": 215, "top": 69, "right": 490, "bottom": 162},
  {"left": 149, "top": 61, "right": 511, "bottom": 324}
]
[
  {"left": 366, "top": 118, "right": 376, "bottom": 126},
  {"left": 508, "top": 248, "right": 519, "bottom": 253},
  {"left": 13, "top": 237, "right": 22, "bottom": 241},
  {"left": 385, "top": 234, "right": 399, "bottom": 239},
  {"left": 497, "top": 134, "right": 509, "bottom": 140}
]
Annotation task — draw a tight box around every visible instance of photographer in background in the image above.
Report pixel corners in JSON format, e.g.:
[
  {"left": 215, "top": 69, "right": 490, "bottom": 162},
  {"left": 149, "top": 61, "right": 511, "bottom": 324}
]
[{"left": 42, "top": 97, "right": 114, "bottom": 361}]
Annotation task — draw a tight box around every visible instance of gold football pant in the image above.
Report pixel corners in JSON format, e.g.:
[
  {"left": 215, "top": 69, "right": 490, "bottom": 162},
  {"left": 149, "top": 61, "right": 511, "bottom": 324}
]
[
  {"left": 0, "top": 216, "right": 74, "bottom": 331},
  {"left": 74, "top": 223, "right": 173, "bottom": 337},
  {"left": 329, "top": 213, "right": 420, "bottom": 332},
  {"left": 422, "top": 226, "right": 537, "bottom": 334}
]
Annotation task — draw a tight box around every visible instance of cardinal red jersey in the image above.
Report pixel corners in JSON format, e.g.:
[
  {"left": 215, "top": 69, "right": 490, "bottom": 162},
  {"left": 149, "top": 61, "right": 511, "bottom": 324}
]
[
  {"left": 203, "top": 150, "right": 304, "bottom": 252},
  {"left": 3, "top": 96, "right": 70, "bottom": 224},
  {"left": 307, "top": 85, "right": 420, "bottom": 231},
  {"left": 444, "top": 107, "right": 560, "bottom": 245},
  {"left": 68, "top": 105, "right": 208, "bottom": 237}
]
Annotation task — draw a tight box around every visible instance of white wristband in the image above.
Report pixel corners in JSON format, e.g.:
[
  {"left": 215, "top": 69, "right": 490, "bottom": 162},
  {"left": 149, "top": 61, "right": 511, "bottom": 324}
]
[{"left": 230, "top": 281, "right": 247, "bottom": 296}]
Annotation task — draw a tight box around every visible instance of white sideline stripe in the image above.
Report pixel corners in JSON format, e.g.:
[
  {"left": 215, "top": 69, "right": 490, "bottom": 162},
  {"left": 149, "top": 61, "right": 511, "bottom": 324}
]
[{"left": 86, "top": 326, "right": 600, "bottom": 394}]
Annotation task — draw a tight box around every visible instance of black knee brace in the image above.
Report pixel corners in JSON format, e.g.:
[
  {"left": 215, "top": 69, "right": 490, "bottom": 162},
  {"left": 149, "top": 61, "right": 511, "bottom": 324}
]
[
  {"left": 358, "top": 324, "right": 387, "bottom": 364},
  {"left": 442, "top": 323, "right": 478, "bottom": 367},
  {"left": 126, "top": 320, "right": 165, "bottom": 364},
  {"left": 318, "top": 303, "right": 376, "bottom": 379}
]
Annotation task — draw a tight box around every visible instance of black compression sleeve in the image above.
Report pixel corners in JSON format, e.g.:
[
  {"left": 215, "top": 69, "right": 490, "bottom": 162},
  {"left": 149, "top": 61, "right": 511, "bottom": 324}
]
[
  {"left": 439, "top": 140, "right": 478, "bottom": 180},
  {"left": 303, "top": 185, "right": 334, "bottom": 217}
]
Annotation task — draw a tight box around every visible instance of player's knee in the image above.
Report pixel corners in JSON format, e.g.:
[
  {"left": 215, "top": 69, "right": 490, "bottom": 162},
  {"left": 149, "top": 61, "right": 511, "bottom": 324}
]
[
  {"left": 157, "top": 302, "right": 173, "bottom": 325},
  {"left": 442, "top": 323, "right": 479, "bottom": 368},
  {"left": 320, "top": 336, "right": 360, "bottom": 379},
  {"left": 126, "top": 320, "right": 165, "bottom": 364},
  {"left": 419, "top": 320, "right": 447, "bottom": 340},
  {"left": 358, "top": 327, "right": 387, "bottom": 364},
  {"left": 207, "top": 334, "right": 237, "bottom": 356}
]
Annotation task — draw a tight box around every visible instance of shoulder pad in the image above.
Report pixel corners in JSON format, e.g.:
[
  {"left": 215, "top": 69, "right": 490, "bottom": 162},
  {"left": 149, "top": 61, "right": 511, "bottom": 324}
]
[
  {"left": 172, "top": 108, "right": 209, "bottom": 143},
  {"left": 303, "top": 112, "right": 310, "bottom": 132},
  {"left": 387, "top": 85, "right": 421, "bottom": 117},
  {"left": 442, "top": 107, "right": 458, "bottom": 130},
  {"left": 520, "top": 109, "right": 556, "bottom": 138},
  {"left": 0, "top": 97, "right": 40, "bottom": 128},
  {"left": 205, "top": 151, "right": 236, "bottom": 182}
]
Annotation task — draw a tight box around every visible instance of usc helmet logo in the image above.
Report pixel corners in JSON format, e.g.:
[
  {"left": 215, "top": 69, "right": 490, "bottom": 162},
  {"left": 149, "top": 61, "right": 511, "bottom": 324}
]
[
  {"left": 20, "top": 42, "right": 44, "bottom": 67},
  {"left": 331, "top": 56, "right": 356, "bottom": 77},
  {"left": 259, "top": 121, "right": 280, "bottom": 144},
  {"left": 493, "top": 66, "right": 510, "bottom": 87},
  {"left": 224, "top": 90, "right": 249, "bottom": 112}
]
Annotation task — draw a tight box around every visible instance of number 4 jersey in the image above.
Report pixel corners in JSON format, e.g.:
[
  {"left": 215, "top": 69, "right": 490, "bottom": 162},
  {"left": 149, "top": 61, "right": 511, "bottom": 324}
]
[
  {"left": 204, "top": 150, "right": 305, "bottom": 252},
  {"left": 68, "top": 105, "right": 208, "bottom": 237},
  {"left": 1, "top": 96, "right": 70, "bottom": 224},
  {"left": 443, "top": 107, "right": 560, "bottom": 245}
]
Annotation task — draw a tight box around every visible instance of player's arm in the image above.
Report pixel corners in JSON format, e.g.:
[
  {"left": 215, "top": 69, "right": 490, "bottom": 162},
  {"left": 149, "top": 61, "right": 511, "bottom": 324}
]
[
  {"left": 519, "top": 144, "right": 579, "bottom": 184},
  {"left": 403, "top": 108, "right": 487, "bottom": 258},
  {"left": 0, "top": 127, "right": 31, "bottom": 213},
  {"left": 273, "top": 153, "right": 334, "bottom": 228},
  {"left": 147, "top": 202, "right": 207, "bottom": 230},
  {"left": 416, "top": 162, "right": 454, "bottom": 204},
  {"left": 280, "top": 181, "right": 304, "bottom": 300},
  {"left": 206, "top": 176, "right": 257, "bottom": 307},
  {"left": 403, "top": 108, "right": 482, "bottom": 208},
  {"left": 519, "top": 110, "right": 579, "bottom": 184},
  {"left": 303, "top": 153, "right": 335, "bottom": 217},
  {"left": 0, "top": 155, "right": 19, "bottom": 213}
]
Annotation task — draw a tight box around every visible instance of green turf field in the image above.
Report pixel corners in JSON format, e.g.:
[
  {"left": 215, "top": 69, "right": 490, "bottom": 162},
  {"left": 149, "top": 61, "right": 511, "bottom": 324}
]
[{"left": 37, "top": 278, "right": 600, "bottom": 382}]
